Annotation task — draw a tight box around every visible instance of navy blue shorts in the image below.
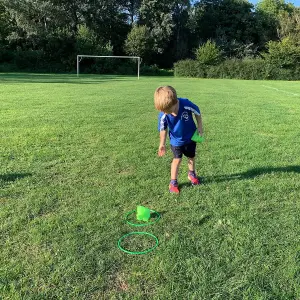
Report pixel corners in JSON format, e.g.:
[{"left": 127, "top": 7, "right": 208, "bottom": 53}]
[{"left": 171, "top": 141, "right": 196, "bottom": 159}]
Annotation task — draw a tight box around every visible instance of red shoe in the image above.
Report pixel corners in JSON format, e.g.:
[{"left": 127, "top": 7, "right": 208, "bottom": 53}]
[
  {"left": 169, "top": 183, "right": 180, "bottom": 194},
  {"left": 188, "top": 172, "right": 201, "bottom": 185}
]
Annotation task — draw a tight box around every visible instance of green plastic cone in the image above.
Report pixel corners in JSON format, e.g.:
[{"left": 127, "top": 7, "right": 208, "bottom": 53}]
[
  {"left": 191, "top": 130, "right": 204, "bottom": 143},
  {"left": 136, "top": 206, "right": 151, "bottom": 222}
]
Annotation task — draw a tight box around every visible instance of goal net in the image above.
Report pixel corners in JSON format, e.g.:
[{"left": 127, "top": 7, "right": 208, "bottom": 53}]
[{"left": 76, "top": 55, "right": 141, "bottom": 79}]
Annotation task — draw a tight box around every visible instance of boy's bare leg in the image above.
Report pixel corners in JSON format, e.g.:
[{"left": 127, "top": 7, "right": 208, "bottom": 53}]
[
  {"left": 171, "top": 158, "right": 182, "bottom": 180},
  {"left": 187, "top": 157, "right": 195, "bottom": 172},
  {"left": 187, "top": 157, "right": 201, "bottom": 185}
]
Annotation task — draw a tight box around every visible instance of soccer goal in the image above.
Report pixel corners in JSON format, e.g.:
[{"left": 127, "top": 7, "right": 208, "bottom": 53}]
[{"left": 76, "top": 55, "right": 141, "bottom": 79}]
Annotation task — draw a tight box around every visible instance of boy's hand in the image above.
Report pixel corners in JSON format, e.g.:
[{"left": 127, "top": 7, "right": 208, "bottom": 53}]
[
  {"left": 198, "top": 129, "right": 203, "bottom": 137},
  {"left": 158, "top": 145, "right": 166, "bottom": 156}
]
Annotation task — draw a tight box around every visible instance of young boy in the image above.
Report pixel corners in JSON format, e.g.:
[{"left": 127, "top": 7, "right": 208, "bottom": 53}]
[{"left": 154, "top": 86, "right": 203, "bottom": 194}]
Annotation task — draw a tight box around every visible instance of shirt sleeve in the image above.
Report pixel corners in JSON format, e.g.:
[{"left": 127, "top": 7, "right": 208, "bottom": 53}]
[
  {"left": 183, "top": 99, "right": 201, "bottom": 115},
  {"left": 158, "top": 112, "right": 168, "bottom": 131}
]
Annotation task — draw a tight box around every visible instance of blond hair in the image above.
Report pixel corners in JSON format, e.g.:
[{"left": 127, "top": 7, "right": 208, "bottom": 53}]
[{"left": 154, "top": 86, "right": 178, "bottom": 112}]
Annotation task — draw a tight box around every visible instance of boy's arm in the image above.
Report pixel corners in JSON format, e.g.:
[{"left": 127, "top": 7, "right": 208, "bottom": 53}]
[
  {"left": 184, "top": 99, "right": 202, "bottom": 136},
  {"left": 158, "top": 129, "right": 167, "bottom": 156},
  {"left": 157, "top": 112, "right": 168, "bottom": 156},
  {"left": 195, "top": 114, "right": 203, "bottom": 136}
]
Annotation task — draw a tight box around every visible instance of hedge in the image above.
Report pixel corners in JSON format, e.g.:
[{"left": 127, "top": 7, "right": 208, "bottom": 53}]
[{"left": 174, "top": 58, "right": 300, "bottom": 80}]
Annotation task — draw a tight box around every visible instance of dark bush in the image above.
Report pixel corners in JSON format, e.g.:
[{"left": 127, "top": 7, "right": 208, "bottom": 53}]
[
  {"left": 206, "top": 59, "right": 267, "bottom": 80},
  {"left": 13, "top": 50, "right": 46, "bottom": 70},
  {"left": 175, "top": 57, "right": 300, "bottom": 80},
  {"left": 174, "top": 59, "right": 206, "bottom": 77},
  {"left": 140, "top": 64, "right": 173, "bottom": 76}
]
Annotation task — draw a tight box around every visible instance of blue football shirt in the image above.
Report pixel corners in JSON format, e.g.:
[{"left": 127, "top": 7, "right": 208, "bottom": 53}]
[{"left": 158, "top": 98, "right": 201, "bottom": 146}]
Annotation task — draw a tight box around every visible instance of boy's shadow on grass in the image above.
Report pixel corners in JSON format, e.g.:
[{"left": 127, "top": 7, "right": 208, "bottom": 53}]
[
  {"left": 179, "top": 166, "right": 300, "bottom": 187},
  {"left": 179, "top": 182, "right": 196, "bottom": 189},
  {"left": 203, "top": 165, "right": 300, "bottom": 184},
  {"left": 0, "top": 173, "right": 32, "bottom": 183}
]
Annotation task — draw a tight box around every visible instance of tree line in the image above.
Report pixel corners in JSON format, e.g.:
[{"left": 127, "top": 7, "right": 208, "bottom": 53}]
[{"left": 0, "top": 0, "right": 299, "bottom": 74}]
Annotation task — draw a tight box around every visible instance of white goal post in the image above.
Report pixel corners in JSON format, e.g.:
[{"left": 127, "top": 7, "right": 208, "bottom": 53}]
[{"left": 77, "top": 55, "right": 141, "bottom": 79}]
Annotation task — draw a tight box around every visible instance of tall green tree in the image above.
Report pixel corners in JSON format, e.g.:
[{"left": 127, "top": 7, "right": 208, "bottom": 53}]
[
  {"left": 84, "top": 0, "right": 130, "bottom": 53},
  {"left": 139, "top": 0, "right": 174, "bottom": 54},
  {"left": 255, "top": 0, "right": 293, "bottom": 47},
  {"left": 278, "top": 7, "right": 300, "bottom": 43},
  {"left": 1, "top": 0, "right": 130, "bottom": 53},
  {"left": 192, "top": 0, "right": 257, "bottom": 57},
  {"left": 48, "top": 0, "right": 86, "bottom": 37},
  {"left": 0, "top": 2, "right": 13, "bottom": 42},
  {"left": 171, "top": 0, "right": 191, "bottom": 60},
  {"left": 124, "top": 25, "right": 153, "bottom": 63},
  {"left": 120, "top": 0, "right": 142, "bottom": 24},
  {"left": 1, "top": 0, "right": 55, "bottom": 36}
]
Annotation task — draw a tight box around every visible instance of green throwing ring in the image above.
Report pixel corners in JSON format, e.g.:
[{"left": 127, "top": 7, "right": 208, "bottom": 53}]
[
  {"left": 117, "top": 232, "right": 159, "bottom": 255},
  {"left": 125, "top": 209, "right": 161, "bottom": 227}
]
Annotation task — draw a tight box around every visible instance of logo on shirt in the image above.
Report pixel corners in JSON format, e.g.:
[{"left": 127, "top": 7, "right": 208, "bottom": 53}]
[{"left": 181, "top": 112, "right": 189, "bottom": 121}]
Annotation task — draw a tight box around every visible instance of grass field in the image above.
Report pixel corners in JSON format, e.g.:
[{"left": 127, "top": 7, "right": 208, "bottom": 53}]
[{"left": 1, "top": 73, "right": 300, "bottom": 299}]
